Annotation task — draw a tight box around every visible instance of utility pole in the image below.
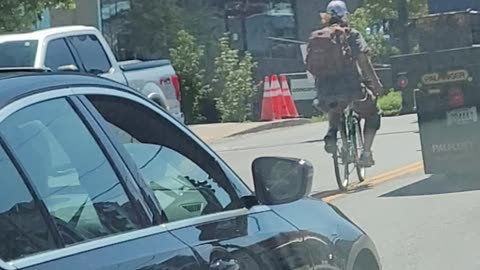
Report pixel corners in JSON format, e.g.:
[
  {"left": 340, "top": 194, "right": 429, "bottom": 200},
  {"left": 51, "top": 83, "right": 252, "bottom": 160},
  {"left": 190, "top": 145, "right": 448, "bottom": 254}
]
[{"left": 397, "top": 0, "right": 410, "bottom": 54}]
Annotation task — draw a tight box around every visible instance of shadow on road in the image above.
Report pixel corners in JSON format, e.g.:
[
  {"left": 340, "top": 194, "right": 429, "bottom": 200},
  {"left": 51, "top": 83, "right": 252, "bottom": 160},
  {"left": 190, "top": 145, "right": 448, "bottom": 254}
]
[
  {"left": 218, "top": 129, "right": 418, "bottom": 152},
  {"left": 312, "top": 184, "right": 373, "bottom": 199},
  {"left": 302, "top": 130, "right": 418, "bottom": 144},
  {"left": 381, "top": 174, "right": 480, "bottom": 197}
]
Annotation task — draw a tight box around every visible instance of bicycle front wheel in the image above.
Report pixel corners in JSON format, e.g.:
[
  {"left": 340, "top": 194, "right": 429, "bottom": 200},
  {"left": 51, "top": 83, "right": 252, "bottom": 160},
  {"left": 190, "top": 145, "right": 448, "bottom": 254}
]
[
  {"left": 333, "top": 121, "right": 351, "bottom": 191},
  {"left": 352, "top": 117, "right": 366, "bottom": 182}
]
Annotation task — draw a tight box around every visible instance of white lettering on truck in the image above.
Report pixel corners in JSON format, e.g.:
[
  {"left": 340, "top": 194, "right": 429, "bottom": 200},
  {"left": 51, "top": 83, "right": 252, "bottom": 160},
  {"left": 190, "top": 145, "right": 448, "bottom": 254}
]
[{"left": 432, "top": 141, "right": 474, "bottom": 153}]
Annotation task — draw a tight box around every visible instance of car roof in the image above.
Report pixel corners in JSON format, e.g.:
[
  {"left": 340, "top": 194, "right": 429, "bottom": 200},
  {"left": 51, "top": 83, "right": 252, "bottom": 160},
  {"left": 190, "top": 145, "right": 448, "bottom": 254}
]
[
  {"left": 0, "top": 72, "right": 136, "bottom": 109},
  {"left": 0, "top": 25, "right": 96, "bottom": 43}
]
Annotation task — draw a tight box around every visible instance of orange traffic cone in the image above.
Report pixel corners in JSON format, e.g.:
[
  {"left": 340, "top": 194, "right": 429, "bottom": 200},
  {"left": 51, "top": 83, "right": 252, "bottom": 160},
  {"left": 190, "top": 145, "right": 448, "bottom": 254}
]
[
  {"left": 270, "top": 75, "right": 288, "bottom": 119},
  {"left": 261, "top": 76, "right": 275, "bottom": 121},
  {"left": 280, "top": 75, "right": 299, "bottom": 118}
]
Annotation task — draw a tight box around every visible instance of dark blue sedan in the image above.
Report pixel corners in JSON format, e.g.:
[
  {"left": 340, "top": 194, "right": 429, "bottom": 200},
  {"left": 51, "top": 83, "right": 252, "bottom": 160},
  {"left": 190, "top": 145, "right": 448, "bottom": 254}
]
[{"left": 0, "top": 71, "right": 381, "bottom": 270}]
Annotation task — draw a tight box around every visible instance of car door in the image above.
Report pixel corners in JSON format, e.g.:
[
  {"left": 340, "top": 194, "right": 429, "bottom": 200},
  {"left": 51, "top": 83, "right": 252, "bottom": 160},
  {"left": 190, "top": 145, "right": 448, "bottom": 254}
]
[
  {"left": 81, "top": 92, "right": 314, "bottom": 270},
  {"left": 0, "top": 96, "right": 200, "bottom": 270}
]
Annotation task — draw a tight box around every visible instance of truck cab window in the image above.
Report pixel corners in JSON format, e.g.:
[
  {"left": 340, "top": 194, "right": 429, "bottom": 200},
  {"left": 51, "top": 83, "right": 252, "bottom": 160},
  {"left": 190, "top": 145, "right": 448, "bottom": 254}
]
[
  {"left": 0, "top": 40, "right": 38, "bottom": 68},
  {"left": 68, "top": 35, "right": 112, "bottom": 74},
  {"left": 45, "top": 38, "right": 77, "bottom": 71}
]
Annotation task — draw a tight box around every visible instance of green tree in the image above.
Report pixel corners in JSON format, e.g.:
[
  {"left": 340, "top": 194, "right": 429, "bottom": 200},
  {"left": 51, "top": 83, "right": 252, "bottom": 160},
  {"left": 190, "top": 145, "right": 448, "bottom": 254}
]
[
  {"left": 350, "top": 7, "right": 399, "bottom": 63},
  {"left": 129, "top": 0, "right": 183, "bottom": 58},
  {"left": 353, "top": 0, "right": 428, "bottom": 22},
  {"left": 213, "top": 35, "right": 257, "bottom": 122},
  {"left": 177, "top": 0, "right": 226, "bottom": 83},
  {"left": 169, "top": 30, "right": 210, "bottom": 123},
  {"left": 349, "top": 0, "right": 427, "bottom": 63},
  {"left": 0, "top": 0, "right": 73, "bottom": 32}
]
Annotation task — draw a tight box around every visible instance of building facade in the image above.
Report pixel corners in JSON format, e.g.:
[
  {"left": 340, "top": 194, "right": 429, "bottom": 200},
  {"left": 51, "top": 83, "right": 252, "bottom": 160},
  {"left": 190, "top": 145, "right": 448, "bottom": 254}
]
[{"left": 43, "top": 0, "right": 362, "bottom": 75}]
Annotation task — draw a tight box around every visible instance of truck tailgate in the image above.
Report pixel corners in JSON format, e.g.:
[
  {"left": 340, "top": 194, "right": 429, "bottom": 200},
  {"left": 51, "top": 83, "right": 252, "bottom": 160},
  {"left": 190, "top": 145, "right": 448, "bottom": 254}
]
[
  {"left": 415, "top": 58, "right": 480, "bottom": 174},
  {"left": 121, "top": 61, "right": 181, "bottom": 116}
]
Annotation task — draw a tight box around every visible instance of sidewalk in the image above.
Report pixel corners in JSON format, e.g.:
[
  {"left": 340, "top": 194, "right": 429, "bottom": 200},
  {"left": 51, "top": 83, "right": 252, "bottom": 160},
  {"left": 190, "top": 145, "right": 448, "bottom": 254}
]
[{"left": 189, "top": 118, "right": 310, "bottom": 143}]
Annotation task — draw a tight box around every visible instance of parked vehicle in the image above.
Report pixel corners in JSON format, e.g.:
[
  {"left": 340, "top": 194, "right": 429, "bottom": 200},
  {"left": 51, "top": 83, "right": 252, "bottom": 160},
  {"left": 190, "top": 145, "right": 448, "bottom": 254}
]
[
  {"left": 0, "top": 71, "right": 381, "bottom": 270},
  {"left": 390, "top": 9, "right": 480, "bottom": 175},
  {"left": 0, "top": 26, "right": 183, "bottom": 122}
]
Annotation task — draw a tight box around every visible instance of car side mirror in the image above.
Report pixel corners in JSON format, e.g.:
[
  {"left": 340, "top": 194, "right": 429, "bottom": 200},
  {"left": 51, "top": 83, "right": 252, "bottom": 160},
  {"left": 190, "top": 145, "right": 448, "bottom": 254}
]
[
  {"left": 57, "top": 64, "right": 79, "bottom": 72},
  {"left": 252, "top": 157, "right": 313, "bottom": 205}
]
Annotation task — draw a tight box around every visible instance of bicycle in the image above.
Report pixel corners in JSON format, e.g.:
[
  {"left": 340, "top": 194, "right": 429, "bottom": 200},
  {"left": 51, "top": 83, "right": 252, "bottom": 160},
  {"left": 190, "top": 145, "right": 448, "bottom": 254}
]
[{"left": 333, "top": 101, "right": 366, "bottom": 191}]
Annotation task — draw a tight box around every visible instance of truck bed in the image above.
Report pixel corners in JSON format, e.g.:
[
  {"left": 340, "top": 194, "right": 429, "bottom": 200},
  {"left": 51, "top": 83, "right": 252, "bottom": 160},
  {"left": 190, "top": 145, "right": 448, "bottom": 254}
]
[{"left": 119, "top": 59, "right": 172, "bottom": 72}]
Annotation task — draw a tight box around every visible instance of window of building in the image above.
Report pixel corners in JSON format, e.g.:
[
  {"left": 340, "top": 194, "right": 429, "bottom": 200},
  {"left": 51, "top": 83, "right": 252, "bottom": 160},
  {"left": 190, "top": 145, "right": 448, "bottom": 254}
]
[{"left": 226, "top": 0, "right": 299, "bottom": 58}]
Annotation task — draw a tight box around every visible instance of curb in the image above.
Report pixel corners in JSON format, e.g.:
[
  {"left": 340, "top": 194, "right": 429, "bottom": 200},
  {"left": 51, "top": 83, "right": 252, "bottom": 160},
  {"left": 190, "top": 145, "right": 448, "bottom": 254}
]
[{"left": 227, "top": 118, "right": 311, "bottom": 138}]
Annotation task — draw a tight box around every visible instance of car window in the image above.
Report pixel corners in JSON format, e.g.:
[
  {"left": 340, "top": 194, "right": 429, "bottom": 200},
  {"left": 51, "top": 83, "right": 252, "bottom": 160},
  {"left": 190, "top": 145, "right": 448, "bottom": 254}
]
[
  {"left": 68, "top": 35, "right": 112, "bottom": 74},
  {"left": 44, "top": 38, "right": 77, "bottom": 71},
  {"left": 0, "top": 146, "right": 57, "bottom": 261},
  {"left": 0, "top": 40, "right": 38, "bottom": 68},
  {"left": 87, "top": 95, "right": 243, "bottom": 223},
  {"left": 0, "top": 98, "right": 142, "bottom": 246}
]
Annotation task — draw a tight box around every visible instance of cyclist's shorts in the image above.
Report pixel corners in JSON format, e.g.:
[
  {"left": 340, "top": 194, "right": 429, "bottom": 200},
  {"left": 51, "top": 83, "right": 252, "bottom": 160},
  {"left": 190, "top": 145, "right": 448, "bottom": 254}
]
[{"left": 317, "top": 89, "right": 379, "bottom": 118}]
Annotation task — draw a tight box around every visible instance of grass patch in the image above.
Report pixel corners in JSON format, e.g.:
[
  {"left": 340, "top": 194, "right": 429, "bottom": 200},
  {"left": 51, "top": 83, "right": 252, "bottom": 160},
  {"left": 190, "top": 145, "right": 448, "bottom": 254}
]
[
  {"left": 311, "top": 114, "right": 328, "bottom": 123},
  {"left": 378, "top": 91, "right": 402, "bottom": 116}
]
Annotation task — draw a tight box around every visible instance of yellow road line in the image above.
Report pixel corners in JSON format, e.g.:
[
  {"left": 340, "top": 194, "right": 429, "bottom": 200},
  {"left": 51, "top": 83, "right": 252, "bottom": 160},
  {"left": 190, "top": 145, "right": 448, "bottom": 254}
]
[{"left": 323, "top": 162, "right": 424, "bottom": 203}]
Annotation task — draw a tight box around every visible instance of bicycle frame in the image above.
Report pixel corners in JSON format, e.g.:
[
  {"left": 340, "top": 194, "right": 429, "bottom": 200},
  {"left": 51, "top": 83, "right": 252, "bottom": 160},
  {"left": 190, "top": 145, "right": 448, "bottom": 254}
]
[{"left": 334, "top": 102, "right": 365, "bottom": 190}]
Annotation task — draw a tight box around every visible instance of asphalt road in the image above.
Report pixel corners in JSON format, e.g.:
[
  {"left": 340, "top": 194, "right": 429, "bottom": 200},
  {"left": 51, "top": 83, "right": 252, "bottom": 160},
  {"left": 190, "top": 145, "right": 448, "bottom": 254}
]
[
  {"left": 211, "top": 114, "right": 480, "bottom": 269},
  {"left": 331, "top": 170, "right": 480, "bottom": 270},
  {"left": 212, "top": 114, "right": 422, "bottom": 194}
]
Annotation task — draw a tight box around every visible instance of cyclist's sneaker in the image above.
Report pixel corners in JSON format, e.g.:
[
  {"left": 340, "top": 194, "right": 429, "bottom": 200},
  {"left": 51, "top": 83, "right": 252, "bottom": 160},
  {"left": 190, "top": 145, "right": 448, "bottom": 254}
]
[
  {"left": 358, "top": 151, "right": 375, "bottom": 168},
  {"left": 324, "top": 129, "right": 337, "bottom": 154}
]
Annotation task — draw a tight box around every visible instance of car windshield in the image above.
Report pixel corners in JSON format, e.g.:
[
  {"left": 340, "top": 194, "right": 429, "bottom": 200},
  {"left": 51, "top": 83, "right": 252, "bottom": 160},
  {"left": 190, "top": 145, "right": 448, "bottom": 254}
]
[{"left": 0, "top": 40, "right": 38, "bottom": 68}]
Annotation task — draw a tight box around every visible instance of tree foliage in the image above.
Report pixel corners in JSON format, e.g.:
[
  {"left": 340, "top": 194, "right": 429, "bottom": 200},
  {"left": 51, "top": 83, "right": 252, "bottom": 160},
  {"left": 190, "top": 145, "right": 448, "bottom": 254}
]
[
  {"left": 353, "top": 0, "right": 428, "bottom": 22},
  {"left": 169, "top": 30, "right": 210, "bottom": 124},
  {"left": 0, "top": 0, "right": 73, "bottom": 32},
  {"left": 129, "top": 0, "right": 183, "bottom": 58},
  {"left": 214, "top": 36, "right": 257, "bottom": 122},
  {"left": 349, "top": 0, "right": 427, "bottom": 62}
]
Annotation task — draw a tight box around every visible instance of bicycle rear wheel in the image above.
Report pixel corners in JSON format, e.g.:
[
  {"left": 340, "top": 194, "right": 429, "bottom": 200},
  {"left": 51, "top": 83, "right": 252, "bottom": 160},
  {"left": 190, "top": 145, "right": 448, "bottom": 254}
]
[
  {"left": 333, "top": 118, "right": 351, "bottom": 191},
  {"left": 352, "top": 117, "right": 366, "bottom": 182}
]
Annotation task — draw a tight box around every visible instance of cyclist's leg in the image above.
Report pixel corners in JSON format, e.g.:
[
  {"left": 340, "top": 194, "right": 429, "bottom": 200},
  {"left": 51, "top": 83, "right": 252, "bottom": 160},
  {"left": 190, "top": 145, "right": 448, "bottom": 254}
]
[
  {"left": 324, "top": 108, "right": 342, "bottom": 153},
  {"left": 316, "top": 80, "right": 349, "bottom": 153},
  {"left": 314, "top": 95, "right": 343, "bottom": 153},
  {"left": 353, "top": 90, "right": 381, "bottom": 167}
]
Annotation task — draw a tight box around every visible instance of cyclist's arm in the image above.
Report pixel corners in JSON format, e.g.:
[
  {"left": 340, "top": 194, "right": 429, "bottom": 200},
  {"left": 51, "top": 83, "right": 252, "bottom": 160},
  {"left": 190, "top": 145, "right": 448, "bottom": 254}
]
[
  {"left": 349, "top": 30, "right": 384, "bottom": 96},
  {"left": 357, "top": 53, "right": 383, "bottom": 96}
]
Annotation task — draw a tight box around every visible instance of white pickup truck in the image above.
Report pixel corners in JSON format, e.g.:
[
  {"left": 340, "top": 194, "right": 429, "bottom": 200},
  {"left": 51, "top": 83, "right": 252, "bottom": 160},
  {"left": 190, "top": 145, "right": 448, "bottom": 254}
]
[{"left": 0, "top": 25, "right": 184, "bottom": 122}]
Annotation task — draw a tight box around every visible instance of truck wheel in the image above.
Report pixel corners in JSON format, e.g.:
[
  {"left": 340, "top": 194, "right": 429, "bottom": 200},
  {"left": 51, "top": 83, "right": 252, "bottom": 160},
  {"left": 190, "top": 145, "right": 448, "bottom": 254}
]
[{"left": 147, "top": 93, "right": 167, "bottom": 110}]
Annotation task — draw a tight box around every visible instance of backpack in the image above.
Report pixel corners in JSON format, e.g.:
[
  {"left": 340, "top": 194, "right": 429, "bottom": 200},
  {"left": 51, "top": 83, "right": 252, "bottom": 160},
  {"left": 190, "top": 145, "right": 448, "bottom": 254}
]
[{"left": 306, "top": 25, "right": 356, "bottom": 80}]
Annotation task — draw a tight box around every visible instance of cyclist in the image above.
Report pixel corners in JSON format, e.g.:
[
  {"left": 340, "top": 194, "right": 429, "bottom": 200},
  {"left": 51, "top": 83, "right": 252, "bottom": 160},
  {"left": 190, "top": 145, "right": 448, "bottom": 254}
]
[{"left": 309, "top": 0, "right": 383, "bottom": 167}]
